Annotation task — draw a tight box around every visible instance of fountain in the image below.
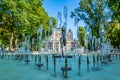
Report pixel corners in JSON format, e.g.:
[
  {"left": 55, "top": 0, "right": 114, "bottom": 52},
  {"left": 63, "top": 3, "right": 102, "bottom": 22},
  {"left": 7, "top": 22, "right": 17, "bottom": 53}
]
[
  {"left": 91, "top": 36, "right": 101, "bottom": 71},
  {"left": 86, "top": 55, "right": 90, "bottom": 71},
  {"left": 78, "top": 54, "right": 82, "bottom": 75},
  {"left": 24, "top": 35, "right": 30, "bottom": 64},
  {"left": 99, "top": 27, "right": 113, "bottom": 65},
  {"left": 37, "top": 26, "right": 43, "bottom": 51},
  {"left": 35, "top": 26, "right": 43, "bottom": 69},
  {"left": 61, "top": 56, "right": 71, "bottom": 78},
  {"left": 1, "top": 5, "right": 120, "bottom": 80},
  {"left": 107, "top": 40, "right": 112, "bottom": 62},
  {"left": 0, "top": 44, "right": 5, "bottom": 59},
  {"left": 24, "top": 54, "right": 30, "bottom": 64},
  {"left": 59, "top": 6, "right": 72, "bottom": 78},
  {"left": 96, "top": 53, "right": 100, "bottom": 66},
  {"left": 57, "top": 12, "right": 62, "bottom": 28},
  {"left": 45, "top": 54, "right": 49, "bottom": 70},
  {"left": 35, "top": 55, "right": 43, "bottom": 69},
  {"left": 53, "top": 56, "right": 56, "bottom": 75},
  {"left": 84, "top": 26, "right": 90, "bottom": 71}
]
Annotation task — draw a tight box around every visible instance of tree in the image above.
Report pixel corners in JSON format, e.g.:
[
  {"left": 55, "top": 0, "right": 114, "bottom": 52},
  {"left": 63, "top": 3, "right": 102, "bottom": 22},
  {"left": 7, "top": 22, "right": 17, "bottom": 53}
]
[
  {"left": 107, "top": 23, "right": 120, "bottom": 48},
  {"left": 106, "top": 0, "right": 120, "bottom": 48},
  {"left": 108, "top": 0, "right": 120, "bottom": 22},
  {"left": 71, "top": 0, "right": 111, "bottom": 38},
  {"left": 78, "top": 27, "right": 86, "bottom": 47},
  {"left": 0, "top": 0, "right": 56, "bottom": 50},
  {"left": 0, "top": 0, "right": 22, "bottom": 50},
  {"left": 0, "top": 28, "right": 9, "bottom": 47}
]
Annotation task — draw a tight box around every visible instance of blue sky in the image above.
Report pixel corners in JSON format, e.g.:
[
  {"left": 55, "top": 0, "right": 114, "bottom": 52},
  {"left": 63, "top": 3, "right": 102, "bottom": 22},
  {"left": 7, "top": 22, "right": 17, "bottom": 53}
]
[{"left": 43, "top": 0, "right": 85, "bottom": 38}]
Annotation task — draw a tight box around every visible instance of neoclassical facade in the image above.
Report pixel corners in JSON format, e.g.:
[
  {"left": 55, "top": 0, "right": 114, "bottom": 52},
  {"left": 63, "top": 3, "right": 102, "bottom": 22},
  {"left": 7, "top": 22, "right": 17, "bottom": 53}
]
[{"left": 44, "top": 28, "right": 78, "bottom": 52}]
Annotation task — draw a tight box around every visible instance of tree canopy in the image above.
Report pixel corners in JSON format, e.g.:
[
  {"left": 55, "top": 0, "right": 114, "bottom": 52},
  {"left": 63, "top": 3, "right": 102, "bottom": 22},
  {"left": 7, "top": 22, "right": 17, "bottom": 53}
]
[
  {"left": 71, "top": 0, "right": 120, "bottom": 48},
  {"left": 107, "top": 0, "right": 120, "bottom": 48},
  {"left": 78, "top": 26, "right": 86, "bottom": 47},
  {"left": 108, "top": 0, "right": 120, "bottom": 22},
  {"left": 71, "top": 0, "right": 111, "bottom": 38},
  {"left": 0, "top": 0, "right": 56, "bottom": 50}
]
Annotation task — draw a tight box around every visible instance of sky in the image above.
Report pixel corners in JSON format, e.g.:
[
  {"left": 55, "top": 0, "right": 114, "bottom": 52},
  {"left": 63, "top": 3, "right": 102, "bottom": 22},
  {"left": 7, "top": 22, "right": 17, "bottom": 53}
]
[{"left": 43, "top": 0, "right": 85, "bottom": 39}]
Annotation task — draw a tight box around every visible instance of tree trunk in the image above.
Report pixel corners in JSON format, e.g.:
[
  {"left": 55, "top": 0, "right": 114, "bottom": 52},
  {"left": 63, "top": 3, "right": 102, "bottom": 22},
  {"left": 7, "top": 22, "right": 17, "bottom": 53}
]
[
  {"left": 9, "top": 31, "right": 13, "bottom": 51},
  {"left": 9, "top": 13, "right": 15, "bottom": 51},
  {"left": 15, "top": 37, "right": 18, "bottom": 50}
]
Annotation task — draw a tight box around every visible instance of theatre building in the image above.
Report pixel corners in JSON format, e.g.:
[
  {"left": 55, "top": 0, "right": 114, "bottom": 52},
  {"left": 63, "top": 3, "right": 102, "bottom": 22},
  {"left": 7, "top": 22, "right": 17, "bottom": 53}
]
[{"left": 44, "top": 28, "right": 78, "bottom": 52}]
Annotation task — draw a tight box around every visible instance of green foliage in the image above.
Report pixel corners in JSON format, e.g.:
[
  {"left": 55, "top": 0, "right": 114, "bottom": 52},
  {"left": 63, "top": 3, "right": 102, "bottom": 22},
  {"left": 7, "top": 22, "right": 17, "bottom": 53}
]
[
  {"left": 107, "top": 0, "right": 120, "bottom": 48},
  {"left": 0, "top": 28, "right": 9, "bottom": 47},
  {"left": 71, "top": 0, "right": 111, "bottom": 38},
  {"left": 108, "top": 0, "right": 120, "bottom": 22},
  {"left": 106, "top": 23, "right": 120, "bottom": 48},
  {"left": 71, "top": 0, "right": 120, "bottom": 48},
  {"left": 78, "top": 27, "right": 86, "bottom": 47},
  {"left": 0, "top": 0, "right": 56, "bottom": 49}
]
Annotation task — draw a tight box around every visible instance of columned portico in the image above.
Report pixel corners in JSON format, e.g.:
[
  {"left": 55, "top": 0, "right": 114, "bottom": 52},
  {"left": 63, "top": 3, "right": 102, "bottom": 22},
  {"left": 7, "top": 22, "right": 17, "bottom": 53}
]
[{"left": 45, "top": 28, "right": 78, "bottom": 53}]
